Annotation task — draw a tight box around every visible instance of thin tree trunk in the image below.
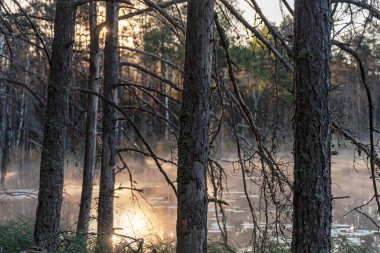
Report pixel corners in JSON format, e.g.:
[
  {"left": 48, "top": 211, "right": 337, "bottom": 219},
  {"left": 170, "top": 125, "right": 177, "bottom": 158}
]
[
  {"left": 97, "top": 3, "right": 119, "bottom": 252},
  {"left": 16, "top": 47, "right": 30, "bottom": 174},
  {"left": 23, "top": 93, "right": 30, "bottom": 162},
  {"left": 0, "top": 34, "right": 3, "bottom": 160},
  {"left": 1, "top": 40, "right": 14, "bottom": 190},
  {"left": 34, "top": 1, "right": 76, "bottom": 250},
  {"left": 292, "top": 1, "right": 332, "bottom": 252},
  {"left": 77, "top": 2, "right": 100, "bottom": 237},
  {"left": 176, "top": 0, "right": 214, "bottom": 252},
  {"left": 1, "top": 118, "right": 8, "bottom": 189},
  {"left": 164, "top": 62, "right": 169, "bottom": 140},
  {"left": 16, "top": 50, "right": 30, "bottom": 151},
  {"left": 0, "top": 34, "right": 7, "bottom": 190}
]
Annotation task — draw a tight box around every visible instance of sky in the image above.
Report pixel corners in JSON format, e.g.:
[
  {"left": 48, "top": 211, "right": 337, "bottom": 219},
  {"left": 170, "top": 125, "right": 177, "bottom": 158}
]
[
  {"left": 238, "top": 0, "right": 294, "bottom": 25},
  {"left": 12, "top": 0, "right": 293, "bottom": 25},
  {"left": 11, "top": 0, "right": 295, "bottom": 26}
]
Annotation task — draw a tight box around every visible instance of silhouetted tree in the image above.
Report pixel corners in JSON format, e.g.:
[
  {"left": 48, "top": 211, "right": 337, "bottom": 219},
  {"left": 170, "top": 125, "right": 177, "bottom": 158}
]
[
  {"left": 34, "top": 0, "right": 76, "bottom": 251},
  {"left": 77, "top": 2, "right": 100, "bottom": 238},
  {"left": 292, "top": 0, "right": 332, "bottom": 252},
  {"left": 176, "top": 0, "right": 214, "bottom": 252},
  {"left": 97, "top": 2, "right": 119, "bottom": 252}
]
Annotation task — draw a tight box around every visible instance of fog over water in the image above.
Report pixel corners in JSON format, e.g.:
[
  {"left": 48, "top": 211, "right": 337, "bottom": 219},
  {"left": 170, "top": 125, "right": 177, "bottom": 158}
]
[{"left": 1, "top": 147, "right": 379, "bottom": 250}]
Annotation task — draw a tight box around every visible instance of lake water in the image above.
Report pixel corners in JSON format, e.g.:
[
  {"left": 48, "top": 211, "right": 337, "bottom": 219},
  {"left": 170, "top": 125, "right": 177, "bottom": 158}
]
[{"left": 0, "top": 148, "right": 379, "bottom": 251}]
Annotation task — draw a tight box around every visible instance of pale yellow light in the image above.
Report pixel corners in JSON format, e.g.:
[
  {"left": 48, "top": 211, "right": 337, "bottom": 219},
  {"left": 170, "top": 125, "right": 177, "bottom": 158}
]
[
  {"left": 112, "top": 235, "right": 118, "bottom": 244},
  {"left": 118, "top": 213, "right": 149, "bottom": 235}
]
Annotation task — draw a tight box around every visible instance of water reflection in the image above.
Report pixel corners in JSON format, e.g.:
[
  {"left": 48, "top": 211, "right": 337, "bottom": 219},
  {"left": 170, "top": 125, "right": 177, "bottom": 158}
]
[{"left": 0, "top": 149, "right": 379, "bottom": 250}]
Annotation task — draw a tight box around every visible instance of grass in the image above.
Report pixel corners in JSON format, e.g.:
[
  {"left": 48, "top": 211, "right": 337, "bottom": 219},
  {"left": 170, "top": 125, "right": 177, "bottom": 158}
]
[
  {"left": 208, "top": 241, "right": 237, "bottom": 253},
  {"left": 0, "top": 220, "right": 378, "bottom": 253},
  {"left": 332, "top": 236, "right": 378, "bottom": 253},
  {"left": 0, "top": 218, "right": 34, "bottom": 253}
]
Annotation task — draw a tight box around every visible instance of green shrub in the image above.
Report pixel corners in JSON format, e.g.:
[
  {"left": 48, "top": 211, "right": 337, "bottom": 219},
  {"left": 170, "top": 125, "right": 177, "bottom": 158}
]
[
  {"left": 0, "top": 218, "right": 34, "bottom": 252},
  {"left": 208, "top": 241, "right": 237, "bottom": 253},
  {"left": 143, "top": 239, "right": 175, "bottom": 253},
  {"left": 333, "top": 236, "right": 375, "bottom": 253}
]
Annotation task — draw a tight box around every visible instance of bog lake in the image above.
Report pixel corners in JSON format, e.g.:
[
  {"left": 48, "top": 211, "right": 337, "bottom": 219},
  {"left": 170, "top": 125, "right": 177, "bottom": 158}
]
[{"left": 0, "top": 148, "right": 379, "bottom": 251}]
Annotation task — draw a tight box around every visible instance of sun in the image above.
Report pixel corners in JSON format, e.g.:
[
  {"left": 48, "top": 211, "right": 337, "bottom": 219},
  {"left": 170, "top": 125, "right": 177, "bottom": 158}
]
[
  {"left": 115, "top": 212, "right": 151, "bottom": 237},
  {"left": 112, "top": 235, "right": 119, "bottom": 244}
]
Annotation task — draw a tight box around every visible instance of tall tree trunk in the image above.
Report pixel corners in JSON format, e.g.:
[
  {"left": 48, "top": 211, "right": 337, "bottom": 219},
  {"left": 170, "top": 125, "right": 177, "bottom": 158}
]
[
  {"left": 0, "top": 34, "right": 4, "bottom": 178},
  {"left": 6, "top": 57, "right": 14, "bottom": 187},
  {"left": 34, "top": 1, "right": 76, "bottom": 250},
  {"left": 292, "top": 1, "right": 332, "bottom": 252},
  {"left": 0, "top": 34, "right": 8, "bottom": 190},
  {"left": 176, "top": 0, "right": 214, "bottom": 252},
  {"left": 164, "top": 62, "right": 169, "bottom": 140},
  {"left": 1, "top": 115, "right": 9, "bottom": 189},
  {"left": 77, "top": 2, "right": 100, "bottom": 237},
  {"left": 17, "top": 46, "right": 30, "bottom": 173},
  {"left": 97, "top": 3, "right": 119, "bottom": 252},
  {"left": 23, "top": 94, "right": 30, "bottom": 162}
]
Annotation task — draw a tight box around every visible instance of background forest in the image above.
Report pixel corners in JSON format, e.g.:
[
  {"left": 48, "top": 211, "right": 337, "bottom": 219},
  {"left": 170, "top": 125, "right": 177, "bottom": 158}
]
[{"left": 0, "top": 0, "right": 380, "bottom": 252}]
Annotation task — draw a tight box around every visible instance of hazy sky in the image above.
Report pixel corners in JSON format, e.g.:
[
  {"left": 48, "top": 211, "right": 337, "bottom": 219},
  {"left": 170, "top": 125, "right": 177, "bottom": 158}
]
[{"left": 238, "top": 0, "right": 294, "bottom": 25}]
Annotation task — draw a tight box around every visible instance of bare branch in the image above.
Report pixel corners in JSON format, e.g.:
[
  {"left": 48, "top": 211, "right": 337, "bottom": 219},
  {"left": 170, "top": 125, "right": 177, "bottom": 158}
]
[
  {"left": 70, "top": 87, "right": 178, "bottom": 197},
  {"left": 120, "top": 61, "right": 182, "bottom": 92},
  {"left": 141, "top": 0, "right": 185, "bottom": 34},
  {"left": 96, "top": 0, "right": 187, "bottom": 33},
  {"left": 0, "top": 78, "right": 45, "bottom": 107},
  {"left": 119, "top": 46, "right": 181, "bottom": 71},
  {"left": 249, "top": 0, "right": 292, "bottom": 56},
  {"left": 332, "top": 0, "right": 380, "bottom": 20},
  {"left": 333, "top": 40, "right": 380, "bottom": 214},
  {"left": 74, "top": 0, "right": 133, "bottom": 8},
  {"left": 219, "top": 0, "right": 293, "bottom": 72}
]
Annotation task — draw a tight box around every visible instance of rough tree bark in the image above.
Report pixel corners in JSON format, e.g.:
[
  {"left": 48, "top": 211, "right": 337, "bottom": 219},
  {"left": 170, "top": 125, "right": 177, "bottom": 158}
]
[
  {"left": 0, "top": 107, "right": 9, "bottom": 189},
  {"left": 34, "top": 0, "right": 76, "bottom": 250},
  {"left": 0, "top": 34, "right": 4, "bottom": 184},
  {"left": 0, "top": 34, "right": 9, "bottom": 190},
  {"left": 96, "top": 2, "right": 119, "bottom": 252},
  {"left": 1, "top": 115, "right": 9, "bottom": 189},
  {"left": 176, "top": 0, "right": 214, "bottom": 252},
  {"left": 77, "top": 2, "right": 100, "bottom": 236},
  {"left": 17, "top": 47, "right": 30, "bottom": 172},
  {"left": 292, "top": 1, "right": 332, "bottom": 252}
]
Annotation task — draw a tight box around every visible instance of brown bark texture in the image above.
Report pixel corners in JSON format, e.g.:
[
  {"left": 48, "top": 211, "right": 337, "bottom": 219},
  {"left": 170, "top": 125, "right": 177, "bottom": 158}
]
[
  {"left": 292, "top": 1, "right": 332, "bottom": 252},
  {"left": 176, "top": 0, "right": 214, "bottom": 252},
  {"left": 34, "top": 0, "right": 76, "bottom": 251},
  {"left": 77, "top": 2, "right": 100, "bottom": 236},
  {"left": 96, "top": 3, "right": 119, "bottom": 253}
]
